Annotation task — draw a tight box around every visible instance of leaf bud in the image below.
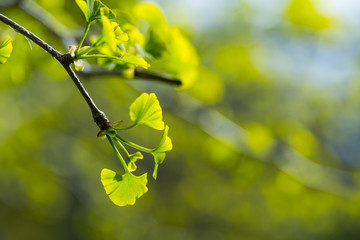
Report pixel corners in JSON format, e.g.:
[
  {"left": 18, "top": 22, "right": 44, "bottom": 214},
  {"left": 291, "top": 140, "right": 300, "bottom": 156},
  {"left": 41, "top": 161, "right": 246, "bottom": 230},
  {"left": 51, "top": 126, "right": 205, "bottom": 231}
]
[
  {"left": 112, "top": 120, "right": 124, "bottom": 128},
  {"left": 97, "top": 130, "right": 106, "bottom": 139}
]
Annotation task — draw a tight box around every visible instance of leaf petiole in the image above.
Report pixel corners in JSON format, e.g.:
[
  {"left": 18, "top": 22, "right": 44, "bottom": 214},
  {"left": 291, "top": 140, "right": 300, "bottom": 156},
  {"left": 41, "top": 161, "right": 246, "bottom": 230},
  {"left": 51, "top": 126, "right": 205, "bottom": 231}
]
[
  {"left": 75, "top": 22, "right": 91, "bottom": 56},
  {"left": 115, "top": 134, "right": 152, "bottom": 153},
  {"left": 114, "top": 138, "right": 130, "bottom": 159},
  {"left": 106, "top": 135, "right": 130, "bottom": 174},
  {"left": 79, "top": 54, "right": 121, "bottom": 60},
  {"left": 78, "top": 54, "right": 149, "bottom": 68},
  {"left": 112, "top": 123, "right": 137, "bottom": 131}
]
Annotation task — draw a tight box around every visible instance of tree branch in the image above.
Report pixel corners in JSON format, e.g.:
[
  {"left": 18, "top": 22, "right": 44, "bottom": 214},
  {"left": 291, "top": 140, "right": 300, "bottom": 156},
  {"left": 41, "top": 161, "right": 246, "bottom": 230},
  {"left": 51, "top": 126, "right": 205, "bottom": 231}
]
[{"left": 0, "top": 13, "right": 111, "bottom": 130}]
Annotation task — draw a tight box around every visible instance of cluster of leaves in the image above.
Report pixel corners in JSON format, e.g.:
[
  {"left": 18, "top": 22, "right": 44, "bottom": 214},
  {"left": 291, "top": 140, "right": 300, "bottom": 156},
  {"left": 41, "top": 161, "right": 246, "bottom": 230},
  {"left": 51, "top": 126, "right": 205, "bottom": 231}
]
[
  {"left": 133, "top": 3, "right": 199, "bottom": 88},
  {"left": 98, "top": 93, "right": 172, "bottom": 206},
  {"left": 72, "top": 0, "right": 176, "bottom": 207},
  {"left": 73, "top": 0, "right": 199, "bottom": 87},
  {"left": 72, "top": 0, "right": 149, "bottom": 73}
]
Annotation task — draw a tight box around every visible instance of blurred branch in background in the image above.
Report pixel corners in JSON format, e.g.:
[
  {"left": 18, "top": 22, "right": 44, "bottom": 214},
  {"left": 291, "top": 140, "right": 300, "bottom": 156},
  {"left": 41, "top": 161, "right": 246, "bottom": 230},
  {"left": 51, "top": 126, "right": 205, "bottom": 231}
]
[
  {"left": 80, "top": 68, "right": 182, "bottom": 86},
  {"left": 167, "top": 92, "right": 357, "bottom": 197}
]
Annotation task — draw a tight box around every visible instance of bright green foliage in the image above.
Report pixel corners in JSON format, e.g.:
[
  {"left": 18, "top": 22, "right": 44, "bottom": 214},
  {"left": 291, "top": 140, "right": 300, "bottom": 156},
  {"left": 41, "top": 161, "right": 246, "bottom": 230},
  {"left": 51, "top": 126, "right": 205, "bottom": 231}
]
[
  {"left": 99, "top": 8, "right": 128, "bottom": 53},
  {"left": 134, "top": 3, "right": 168, "bottom": 59},
  {"left": 0, "top": 35, "right": 13, "bottom": 64},
  {"left": 129, "top": 93, "right": 165, "bottom": 130},
  {"left": 101, "top": 93, "right": 171, "bottom": 206},
  {"left": 101, "top": 168, "right": 148, "bottom": 207},
  {"left": 72, "top": 1, "right": 199, "bottom": 87},
  {"left": 116, "top": 54, "right": 149, "bottom": 68},
  {"left": 133, "top": 3, "right": 167, "bottom": 28},
  {"left": 144, "top": 29, "right": 168, "bottom": 59},
  {"left": 72, "top": 2, "right": 149, "bottom": 71},
  {"left": 75, "top": 0, "right": 114, "bottom": 23},
  {"left": 133, "top": 3, "right": 199, "bottom": 88},
  {"left": 151, "top": 125, "right": 172, "bottom": 179}
]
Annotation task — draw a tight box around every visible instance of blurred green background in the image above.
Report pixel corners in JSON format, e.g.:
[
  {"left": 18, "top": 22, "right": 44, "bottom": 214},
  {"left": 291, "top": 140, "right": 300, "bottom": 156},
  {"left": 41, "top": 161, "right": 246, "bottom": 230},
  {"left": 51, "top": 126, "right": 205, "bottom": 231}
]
[{"left": 1, "top": 0, "right": 360, "bottom": 239}]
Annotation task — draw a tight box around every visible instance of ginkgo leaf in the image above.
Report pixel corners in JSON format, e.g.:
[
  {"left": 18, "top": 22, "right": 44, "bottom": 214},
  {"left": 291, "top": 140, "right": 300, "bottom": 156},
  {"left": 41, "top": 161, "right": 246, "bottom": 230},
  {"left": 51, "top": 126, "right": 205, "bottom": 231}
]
[
  {"left": 129, "top": 93, "right": 164, "bottom": 130},
  {"left": 144, "top": 29, "right": 168, "bottom": 59},
  {"left": 119, "top": 54, "right": 149, "bottom": 68},
  {"left": 0, "top": 35, "right": 13, "bottom": 64},
  {"left": 96, "top": 54, "right": 149, "bottom": 69},
  {"left": 151, "top": 125, "right": 172, "bottom": 179},
  {"left": 101, "top": 168, "right": 148, "bottom": 207},
  {"left": 75, "top": 0, "right": 114, "bottom": 22},
  {"left": 133, "top": 3, "right": 167, "bottom": 29},
  {"left": 127, "top": 152, "right": 143, "bottom": 172},
  {"left": 99, "top": 8, "right": 127, "bottom": 52},
  {"left": 150, "top": 28, "right": 199, "bottom": 89},
  {"left": 129, "top": 151, "right": 143, "bottom": 162}
]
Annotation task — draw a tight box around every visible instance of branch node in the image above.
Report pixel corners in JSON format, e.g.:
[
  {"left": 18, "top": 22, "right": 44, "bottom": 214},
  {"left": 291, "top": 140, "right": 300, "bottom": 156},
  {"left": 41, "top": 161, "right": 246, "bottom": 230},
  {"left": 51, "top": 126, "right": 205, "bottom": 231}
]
[
  {"left": 93, "top": 111, "right": 112, "bottom": 130},
  {"left": 61, "top": 52, "right": 73, "bottom": 65}
]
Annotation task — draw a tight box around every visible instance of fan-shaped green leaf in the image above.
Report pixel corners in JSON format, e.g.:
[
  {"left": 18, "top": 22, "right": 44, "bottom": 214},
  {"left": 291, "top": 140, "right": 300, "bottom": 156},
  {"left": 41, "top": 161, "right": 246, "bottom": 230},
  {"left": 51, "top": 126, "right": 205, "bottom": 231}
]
[
  {"left": 144, "top": 29, "right": 168, "bottom": 59},
  {"left": 120, "top": 54, "right": 149, "bottom": 68},
  {"left": 99, "top": 8, "right": 128, "bottom": 52},
  {"left": 0, "top": 35, "right": 13, "bottom": 64},
  {"left": 101, "top": 168, "right": 148, "bottom": 207},
  {"left": 133, "top": 3, "right": 167, "bottom": 29},
  {"left": 129, "top": 93, "right": 164, "bottom": 130},
  {"left": 75, "top": 0, "right": 114, "bottom": 22}
]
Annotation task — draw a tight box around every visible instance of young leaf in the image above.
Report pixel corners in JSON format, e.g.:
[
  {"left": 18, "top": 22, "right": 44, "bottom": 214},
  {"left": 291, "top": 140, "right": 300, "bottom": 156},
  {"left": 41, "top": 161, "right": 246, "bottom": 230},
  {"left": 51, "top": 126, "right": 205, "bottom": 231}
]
[
  {"left": 129, "top": 93, "right": 164, "bottom": 130},
  {"left": 0, "top": 35, "right": 13, "bottom": 64},
  {"left": 91, "top": 54, "right": 149, "bottom": 69},
  {"left": 151, "top": 125, "right": 172, "bottom": 179},
  {"left": 101, "top": 168, "right": 148, "bottom": 206},
  {"left": 127, "top": 152, "right": 143, "bottom": 172},
  {"left": 75, "top": 0, "right": 114, "bottom": 22},
  {"left": 144, "top": 29, "right": 168, "bottom": 59},
  {"left": 74, "top": 59, "right": 85, "bottom": 71},
  {"left": 99, "top": 8, "right": 128, "bottom": 52},
  {"left": 133, "top": 3, "right": 167, "bottom": 29},
  {"left": 120, "top": 54, "right": 149, "bottom": 68}
]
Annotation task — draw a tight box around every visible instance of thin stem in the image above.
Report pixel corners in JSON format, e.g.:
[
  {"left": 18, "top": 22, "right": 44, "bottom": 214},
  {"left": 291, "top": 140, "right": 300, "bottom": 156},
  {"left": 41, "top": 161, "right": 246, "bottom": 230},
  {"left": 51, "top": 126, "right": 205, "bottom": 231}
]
[
  {"left": 0, "top": 13, "right": 111, "bottom": 130},
  {"left": 113, "top": 123, "right": 137, "bottom": 131},
  {"left": 106, "top": 135, "right": 130, "bottom": 173},
  {"left": 114, "top": 138, "right": 130, "bottom": 159},
  {"left": 79, "top": 54, "right": 119, "bottom": 60},
  {"left": 75, "top": 22, "right": 91, "bottom": 56},
  {"left": 115, "top": 134, "right": 153, "bottom": 153},
  {"left": 76, "top": 43, "right": 99, "bottom": 57}
]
